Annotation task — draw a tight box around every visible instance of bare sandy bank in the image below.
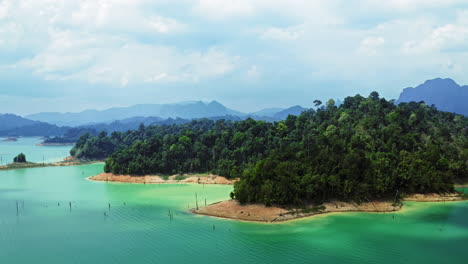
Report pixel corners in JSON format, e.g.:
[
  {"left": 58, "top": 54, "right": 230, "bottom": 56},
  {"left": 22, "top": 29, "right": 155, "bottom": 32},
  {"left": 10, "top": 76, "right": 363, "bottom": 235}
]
[
  {"left": 403, "top": 193, "right": 463, "bottom": 202},
  {"left": 192, "top": 193, "right": 464, "bottom": 223},
  {"left": 89, "top": 173, "right": 238, "bottom": 185},
  {"left": 192, "top": 200, "right": 402, "bottom": 222}
]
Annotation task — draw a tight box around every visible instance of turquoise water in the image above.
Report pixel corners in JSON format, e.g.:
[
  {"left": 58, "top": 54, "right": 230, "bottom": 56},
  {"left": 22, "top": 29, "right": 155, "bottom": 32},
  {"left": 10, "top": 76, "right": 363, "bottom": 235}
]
[
  {"left": 0, "top": 137, "right": 72, "bottom": 164},
  {"left": 0, "top": 164, "right": 467, "bottom": 264}
]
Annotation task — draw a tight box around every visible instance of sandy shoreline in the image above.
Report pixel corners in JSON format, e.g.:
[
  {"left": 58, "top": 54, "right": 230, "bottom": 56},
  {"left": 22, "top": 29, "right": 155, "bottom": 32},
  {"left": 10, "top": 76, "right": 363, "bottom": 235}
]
[
  {"left": 192, "top": 193, "right": 465, "bottom": 223},
  {"left": 89, "top": 172, "right": 238, "bottom": 185},
  {"left": 192, "top": 200, "right": 402, "bottom": 222},
  {"left": 403, "top": 193, "right": 463, "bottom": 202}
]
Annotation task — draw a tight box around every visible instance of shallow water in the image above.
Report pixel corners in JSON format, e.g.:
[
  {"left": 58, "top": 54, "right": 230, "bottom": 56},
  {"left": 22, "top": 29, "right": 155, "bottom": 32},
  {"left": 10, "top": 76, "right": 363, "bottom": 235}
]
[
  {"left": 0, "top": 164, "right": 467, "bottom": 264},
  {"left": 0, "top": 137, "right": 72, "bottom": 164}
]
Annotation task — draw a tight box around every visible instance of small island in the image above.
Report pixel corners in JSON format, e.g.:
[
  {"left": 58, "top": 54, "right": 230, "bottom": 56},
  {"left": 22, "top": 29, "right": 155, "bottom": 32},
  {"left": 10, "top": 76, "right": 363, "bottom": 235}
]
[
  {"left": 1, "top": 137, "right": 18, "bottom": 142},
  {"left": 0, "top": 156, "right": 100, "bottom": 171}
]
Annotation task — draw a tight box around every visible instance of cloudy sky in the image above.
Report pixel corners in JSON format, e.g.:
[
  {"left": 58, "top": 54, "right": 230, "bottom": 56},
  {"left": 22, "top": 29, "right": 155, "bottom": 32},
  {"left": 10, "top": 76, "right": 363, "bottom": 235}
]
[{"left": 1, "top": 0, "right": 468, "bottom": 115}]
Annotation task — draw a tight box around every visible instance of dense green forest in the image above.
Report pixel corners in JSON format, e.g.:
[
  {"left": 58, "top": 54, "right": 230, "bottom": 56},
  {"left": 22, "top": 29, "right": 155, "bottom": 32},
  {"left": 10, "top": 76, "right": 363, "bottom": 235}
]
[{"left": 72, "top": 92, "right": 468, "bottom": 205}]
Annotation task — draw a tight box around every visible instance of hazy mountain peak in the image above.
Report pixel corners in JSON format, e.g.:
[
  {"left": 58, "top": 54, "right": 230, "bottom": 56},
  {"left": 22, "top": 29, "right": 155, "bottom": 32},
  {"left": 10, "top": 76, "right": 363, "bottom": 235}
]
[
  {"left": 397, "top": 78, "right": 468, "bottom": 115},
  {"left": 273, "top": 105, "right": 309, "bottom": 119},
  {"left": 26, "top": 101, "right": 245, "bottom": 126}
]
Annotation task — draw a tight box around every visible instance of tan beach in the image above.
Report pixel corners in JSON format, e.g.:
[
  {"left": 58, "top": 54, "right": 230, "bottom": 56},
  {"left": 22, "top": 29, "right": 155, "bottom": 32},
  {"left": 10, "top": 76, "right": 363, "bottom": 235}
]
[
  {"left": 192, "top": 192, "right": 465, "bottom": 223},
  {"left": 89, "top": 172, "right": 239, "bottom": 185}
]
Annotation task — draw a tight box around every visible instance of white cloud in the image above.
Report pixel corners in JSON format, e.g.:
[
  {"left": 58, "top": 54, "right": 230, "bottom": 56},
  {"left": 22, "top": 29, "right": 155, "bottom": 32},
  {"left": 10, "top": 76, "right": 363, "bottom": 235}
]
[
  {"left": 261, "top": 27, "right": 301, "bottom": 41},
  {"left": 193, "top": 0, "right": 254, "bottom": 20},
  {"left": 375, "top": 0, "right": 467, "bottom": 11},
  {"left": 403, "top": 24, "right": 468, "bottom": 54},
  {"left": 18, "top": 29, "right": 239, "bottom": 86},
  {"left": 69, "top": 0, "right": 186, "bottom": 34},
  {"left": 2, "top": 0, "right": 468, "bottom": 113},
  {"left": 0, "top": 22, "right": 22, "bottom": 49},
  {"left": 358, "top": 36, "right": 385, "bottom": 55},
  {"left": 0, "top": 0, "right": 10, "bottom": 19},
  {"left": 1, "top": 0, "right": 237, "bottom": 86}
]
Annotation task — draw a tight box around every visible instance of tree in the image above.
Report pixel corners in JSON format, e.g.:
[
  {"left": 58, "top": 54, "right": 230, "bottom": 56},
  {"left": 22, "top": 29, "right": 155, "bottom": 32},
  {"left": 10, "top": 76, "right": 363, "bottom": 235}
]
[
  {"left": 14, "top": 153, "right": 27, "bottom": 163},
  {"left": 369, "top": 91, "right": 380, "bottom": 100},
  {"left": 313, "top": 100, "right": 322, "bottom": 107}
]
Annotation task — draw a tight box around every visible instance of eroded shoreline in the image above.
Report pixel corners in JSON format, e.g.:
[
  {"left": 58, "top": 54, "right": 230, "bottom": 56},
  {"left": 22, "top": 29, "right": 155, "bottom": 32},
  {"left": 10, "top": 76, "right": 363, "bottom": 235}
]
[
  {"left": 89, "top": 172, "right": 238, "bottom": 185},
  {"left": 88, "top": 173, "right": 466, "bottom": 223},
  {"left": 192, "top": 193, "right": 465, "bottom": 223}
]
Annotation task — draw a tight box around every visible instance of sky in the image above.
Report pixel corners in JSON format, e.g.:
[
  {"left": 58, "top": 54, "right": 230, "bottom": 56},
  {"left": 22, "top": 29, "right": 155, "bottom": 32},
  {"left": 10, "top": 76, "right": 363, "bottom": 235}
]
[{"left": 1, "top": 0, "right": 468, "bottom": 115}]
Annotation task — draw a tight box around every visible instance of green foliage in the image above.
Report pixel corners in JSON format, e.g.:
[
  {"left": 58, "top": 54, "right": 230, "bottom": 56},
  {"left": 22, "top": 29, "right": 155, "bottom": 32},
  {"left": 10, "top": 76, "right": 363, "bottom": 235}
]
[
  {"left": 72, "top": 92, "right": 468, "bottom": 206},
  {"left": 13, "top": 153, "right": 27, "bottom": 163},
  {"left": 174, "top": 175, "right": 187, "bottom": 181}
]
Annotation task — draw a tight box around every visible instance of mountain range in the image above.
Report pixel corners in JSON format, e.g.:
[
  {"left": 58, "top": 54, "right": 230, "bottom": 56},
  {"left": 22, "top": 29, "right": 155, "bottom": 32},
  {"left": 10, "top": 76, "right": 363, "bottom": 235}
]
[
  {"left": 25, "top": 101, "right": 245, "bottom": 127},
  {"left": 396, "top": 78, "right": 468, "bottom": 116},
  {"left": 2, "top": 77, "right": 466, "bottom": 138},
  {"left": 0, "top": 104, "right": 309, "bottom": 137},
  {"left": 0, "top": 114, "right": 67, "bottom": 137}
]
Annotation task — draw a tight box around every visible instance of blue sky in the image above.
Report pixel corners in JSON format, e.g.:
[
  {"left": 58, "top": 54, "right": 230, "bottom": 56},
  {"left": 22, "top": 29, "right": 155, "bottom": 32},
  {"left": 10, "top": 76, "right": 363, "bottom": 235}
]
[{"left": 1, "top": 0, "right": 468, "bottom": 115}]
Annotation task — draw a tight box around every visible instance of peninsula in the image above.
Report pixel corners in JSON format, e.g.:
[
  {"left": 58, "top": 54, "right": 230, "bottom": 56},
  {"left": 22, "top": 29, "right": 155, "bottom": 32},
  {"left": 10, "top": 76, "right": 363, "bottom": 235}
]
[
  {"left": 192, "top": 192, "right": 465, "bottom": 223},
  {"left": 71, "top": 93, "right": 467, "bottom": 223}
]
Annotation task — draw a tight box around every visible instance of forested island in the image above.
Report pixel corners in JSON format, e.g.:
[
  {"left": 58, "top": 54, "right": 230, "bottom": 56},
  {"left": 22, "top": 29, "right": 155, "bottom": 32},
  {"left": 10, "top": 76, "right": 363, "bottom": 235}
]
[
  {"left": 40, "top": 127, "right": 98, "bottom": 145},
  {"left": 72, "top": 92, "right": 468, "bottom": 208}
]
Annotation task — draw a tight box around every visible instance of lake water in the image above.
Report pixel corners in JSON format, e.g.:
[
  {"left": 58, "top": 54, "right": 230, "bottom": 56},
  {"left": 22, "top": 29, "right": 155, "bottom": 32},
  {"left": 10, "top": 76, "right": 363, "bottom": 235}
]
[
  {"left": 0, "top": 137, "right": 72, "bottom": 164},
  {"left": 0, "top": 163, "right": 467, "bottom": 264}
]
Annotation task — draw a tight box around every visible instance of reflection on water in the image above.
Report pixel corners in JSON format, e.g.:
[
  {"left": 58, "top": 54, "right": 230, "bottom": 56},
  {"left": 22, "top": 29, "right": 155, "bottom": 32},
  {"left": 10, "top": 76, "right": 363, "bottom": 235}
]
[{"left": 0, "top": 164, "right": 467, "bottom": 264}]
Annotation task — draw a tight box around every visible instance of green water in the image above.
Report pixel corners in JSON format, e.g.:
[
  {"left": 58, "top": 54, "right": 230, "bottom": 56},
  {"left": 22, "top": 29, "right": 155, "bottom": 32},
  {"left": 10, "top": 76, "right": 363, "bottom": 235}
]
[
  {"left": 0, "top": 137, "right": 72, "bottom": 164},
  {"left": 0, "top": 164, "right": 467, "bottom": 264}
]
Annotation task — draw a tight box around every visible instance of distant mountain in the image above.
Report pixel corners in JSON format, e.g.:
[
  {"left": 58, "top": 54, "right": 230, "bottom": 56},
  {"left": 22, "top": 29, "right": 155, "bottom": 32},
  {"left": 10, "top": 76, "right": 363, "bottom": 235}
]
[
  {"left": 396, "top": 78, "right": 468, "bottom": 116},
  {"left": 0, "top": 102, "right": 312, "bottom": 141},
  {"left": 114, "top": 116, "right": 164, "bottom": 125},
  {"left": 0, "top": 114, "right": 67, "bottom": 137},
  {"left": 26, "top": 101, "right": 245, "bottom": 126},
  {"left": 0, "top": 114, "right": 41, "bottom": 131},
  {"left": 80, "top": 116, "right": 180, "bottom": 133},
  {"left": 272, "top": 106, "right": 309, "bottom": 120},
  {"left": 250, "top": 108, "right": 285, "bottom": 117}
]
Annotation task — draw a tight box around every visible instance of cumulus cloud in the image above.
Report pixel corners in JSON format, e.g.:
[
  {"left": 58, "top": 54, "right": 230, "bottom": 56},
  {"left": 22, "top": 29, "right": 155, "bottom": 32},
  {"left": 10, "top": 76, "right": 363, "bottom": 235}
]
[
  {"left": 193, "top": 0, "right": 254, "bottom": 20},
  {"left": 358, "top": 36, "right": 385, "bottom": 55},
  {"left": 261, "top": 26, "right": 302, "bottom": 41},
  {"left": 1, "top": 0, "right": 468, "bottom": 113},
  {"left": 19, "top": 31, "right": 239, "bottom": 86},
  {"left": 1, "top": 0, "right": 237, "bottom": 88},
  {"left": 403, "top": 24, "right": 468, "bottom": 54}
]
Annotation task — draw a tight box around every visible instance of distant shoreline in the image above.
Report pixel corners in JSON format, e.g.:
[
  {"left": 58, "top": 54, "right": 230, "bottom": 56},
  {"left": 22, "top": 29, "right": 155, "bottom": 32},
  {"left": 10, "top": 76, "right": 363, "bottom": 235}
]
[
  {"left": 192, "top": 193, "right": 465, "bottom": 223},
  {"left": 0, "top": 156, "right": 102, "bottom": 171},
  {"left": 36, "top": 143, "right": 75, "bottom": 146},
  {"left": 1, "top": 137, "right": 18, "bottom": 142},
  {"left": 88, "top": 172, "right": 238, "bottom": 185}
]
